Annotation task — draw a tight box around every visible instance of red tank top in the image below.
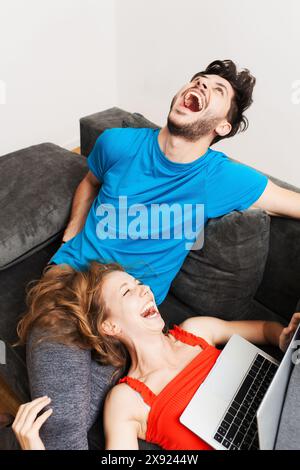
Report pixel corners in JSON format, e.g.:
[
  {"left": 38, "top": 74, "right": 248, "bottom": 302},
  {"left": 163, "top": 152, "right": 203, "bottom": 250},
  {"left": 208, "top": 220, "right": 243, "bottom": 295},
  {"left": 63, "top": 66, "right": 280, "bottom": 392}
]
[{"left": 118, "top": 325, "right": 221, "bottom": 450}]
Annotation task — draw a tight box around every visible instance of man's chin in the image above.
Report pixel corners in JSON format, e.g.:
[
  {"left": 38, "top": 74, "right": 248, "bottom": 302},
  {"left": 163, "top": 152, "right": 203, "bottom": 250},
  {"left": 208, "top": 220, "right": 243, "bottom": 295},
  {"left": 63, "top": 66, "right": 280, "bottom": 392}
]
[
  {"left": 168, "top": 110, "right": 187, "bottom": 128},
  {"left": 167, "top": 108, "right": 219, "bottom": 143},
  {"left": 169, "top": 106, "right": 193, "bottom": 119},
  {"left": 167, "top": 113, "right": 197, "bottom": 140},
  {"left": 168, "top": 106, "right": 200, "bottom": 126}
]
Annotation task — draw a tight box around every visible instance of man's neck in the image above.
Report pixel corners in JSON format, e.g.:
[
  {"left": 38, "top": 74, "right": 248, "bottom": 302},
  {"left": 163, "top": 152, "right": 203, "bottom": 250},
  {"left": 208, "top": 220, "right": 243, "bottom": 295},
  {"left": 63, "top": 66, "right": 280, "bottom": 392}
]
[{"left": 158, "top": 126, "right": 212, "bottom": 164}]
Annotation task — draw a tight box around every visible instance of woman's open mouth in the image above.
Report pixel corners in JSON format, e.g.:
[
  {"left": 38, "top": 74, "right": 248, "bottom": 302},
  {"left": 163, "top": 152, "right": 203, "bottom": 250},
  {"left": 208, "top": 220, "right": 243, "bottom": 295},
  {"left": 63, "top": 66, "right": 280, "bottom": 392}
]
[{"left": 140, "top": 301, "right": 160, "bottom": 319}]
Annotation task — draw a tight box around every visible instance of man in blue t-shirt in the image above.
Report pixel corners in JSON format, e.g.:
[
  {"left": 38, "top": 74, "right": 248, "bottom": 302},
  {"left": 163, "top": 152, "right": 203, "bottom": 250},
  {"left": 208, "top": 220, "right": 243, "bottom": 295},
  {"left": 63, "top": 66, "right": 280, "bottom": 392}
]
[
  {"left": 50, "top": 60, "right": 299, "bottom": 306},
  {"left": 28, "top": 59, "right": 300, "bottom": 450}
]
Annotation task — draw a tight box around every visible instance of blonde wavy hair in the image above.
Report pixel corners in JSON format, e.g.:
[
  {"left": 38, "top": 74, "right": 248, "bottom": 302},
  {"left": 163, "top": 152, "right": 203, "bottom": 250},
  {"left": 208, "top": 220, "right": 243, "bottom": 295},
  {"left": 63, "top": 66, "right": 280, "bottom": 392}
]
[{"left": 17, "top": 261, "right": 130, "bottom": 378}]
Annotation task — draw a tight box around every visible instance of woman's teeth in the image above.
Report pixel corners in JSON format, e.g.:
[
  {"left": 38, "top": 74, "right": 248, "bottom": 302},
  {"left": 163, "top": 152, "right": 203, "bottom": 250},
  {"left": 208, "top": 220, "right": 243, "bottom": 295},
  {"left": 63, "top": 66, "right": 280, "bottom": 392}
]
[
  {"left": 141, "top": 302, "right": 159, "bottom": 318},
  {"left": 145, "top": 310, "right": 159, "bottom": 319}
]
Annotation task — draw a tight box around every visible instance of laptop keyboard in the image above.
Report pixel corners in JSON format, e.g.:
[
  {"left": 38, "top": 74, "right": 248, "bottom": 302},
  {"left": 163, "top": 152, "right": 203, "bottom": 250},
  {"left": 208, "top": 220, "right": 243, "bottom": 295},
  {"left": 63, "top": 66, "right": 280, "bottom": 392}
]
[{"left": 213, "top": 354, "right": 278, "bottom": 450}]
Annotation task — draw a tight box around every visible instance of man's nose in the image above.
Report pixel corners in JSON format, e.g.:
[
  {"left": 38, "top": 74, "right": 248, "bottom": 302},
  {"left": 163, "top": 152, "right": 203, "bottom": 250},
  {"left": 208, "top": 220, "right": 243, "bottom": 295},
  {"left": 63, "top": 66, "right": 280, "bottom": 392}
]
[{"left": 194, "top": 77, "right": 208, "bottom": 91}]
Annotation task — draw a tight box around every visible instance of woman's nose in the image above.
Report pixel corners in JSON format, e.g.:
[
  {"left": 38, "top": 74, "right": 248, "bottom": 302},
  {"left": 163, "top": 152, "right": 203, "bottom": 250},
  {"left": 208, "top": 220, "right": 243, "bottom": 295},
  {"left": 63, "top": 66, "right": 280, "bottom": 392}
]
[{"left": 140, "top": 284, "right": 150, "bottom": 296}]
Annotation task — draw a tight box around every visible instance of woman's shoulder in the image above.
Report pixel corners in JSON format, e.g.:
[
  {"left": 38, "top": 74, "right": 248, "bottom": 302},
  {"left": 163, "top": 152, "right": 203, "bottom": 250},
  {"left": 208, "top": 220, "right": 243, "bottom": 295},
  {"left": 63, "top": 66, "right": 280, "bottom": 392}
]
[
  {"left": 106, "top": 381, "right": 137, "bottom": 405},
  {"left": 178, "top": 316, "right": 217, "bottom": 346},
  {"left": 105, "top": 381, "right": 146, "bottom": 415}
]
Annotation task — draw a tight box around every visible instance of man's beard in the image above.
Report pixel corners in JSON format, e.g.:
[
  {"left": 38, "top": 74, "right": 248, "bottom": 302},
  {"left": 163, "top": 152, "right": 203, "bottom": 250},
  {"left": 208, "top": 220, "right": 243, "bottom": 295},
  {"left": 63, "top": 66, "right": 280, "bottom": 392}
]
[{"left": 167, "top": 97, "right": 220, "bottom": 143}]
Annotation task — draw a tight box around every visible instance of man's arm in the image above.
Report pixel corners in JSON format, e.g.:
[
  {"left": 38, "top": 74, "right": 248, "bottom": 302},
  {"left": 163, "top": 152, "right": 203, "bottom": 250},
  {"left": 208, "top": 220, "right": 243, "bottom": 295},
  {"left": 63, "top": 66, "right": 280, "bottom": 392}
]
[
  {"left": 250, "top": 180, "right": 300, "bottom": 219},
  {"left": 62, "top": 171, "right": 101, "bottom": 242}
]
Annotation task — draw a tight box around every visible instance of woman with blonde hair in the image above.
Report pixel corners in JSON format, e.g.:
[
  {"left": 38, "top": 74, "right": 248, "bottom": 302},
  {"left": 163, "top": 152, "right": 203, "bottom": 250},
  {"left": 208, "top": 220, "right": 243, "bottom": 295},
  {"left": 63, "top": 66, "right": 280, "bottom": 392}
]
[{"left": 13, "top": 261, "right": 299, "bottom": 450}]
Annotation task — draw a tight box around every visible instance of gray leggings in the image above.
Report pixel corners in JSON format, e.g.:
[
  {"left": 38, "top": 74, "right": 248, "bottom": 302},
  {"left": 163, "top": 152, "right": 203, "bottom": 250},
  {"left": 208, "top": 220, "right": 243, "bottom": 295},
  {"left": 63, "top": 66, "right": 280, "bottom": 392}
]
[{"left": 26, "top": 329, "right": 119, "bottom": 450}]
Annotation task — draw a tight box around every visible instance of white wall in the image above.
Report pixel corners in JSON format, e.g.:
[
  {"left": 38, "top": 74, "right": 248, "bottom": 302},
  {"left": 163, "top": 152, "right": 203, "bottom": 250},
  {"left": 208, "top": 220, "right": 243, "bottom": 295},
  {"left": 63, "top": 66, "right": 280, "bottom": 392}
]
[
  {"left": 1, "top": 0, "right": 299, "bottom": 187},
  {"left": 115, "top": 0, "right": 300, "bottom": 186},
  {"left": 0, "top": 0, "right": 117, "bottom": 155}
]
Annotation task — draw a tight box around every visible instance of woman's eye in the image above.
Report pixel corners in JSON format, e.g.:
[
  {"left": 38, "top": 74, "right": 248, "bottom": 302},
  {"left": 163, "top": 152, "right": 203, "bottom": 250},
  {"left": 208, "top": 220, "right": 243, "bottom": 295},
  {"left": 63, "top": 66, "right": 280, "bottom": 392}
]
[
  {"left": 123, "top": 281, "right": 143, "bottom": 296},
  {"left": 216, "top": 87, "right": 223, "bottom": 95}
]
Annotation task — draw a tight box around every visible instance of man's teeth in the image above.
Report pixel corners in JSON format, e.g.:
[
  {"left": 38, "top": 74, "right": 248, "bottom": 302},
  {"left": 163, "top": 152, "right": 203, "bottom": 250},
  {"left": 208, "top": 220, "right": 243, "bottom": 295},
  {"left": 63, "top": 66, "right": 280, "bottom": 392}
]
[{"left": 184, "top": 91, "right": 203, "bottom": 111}]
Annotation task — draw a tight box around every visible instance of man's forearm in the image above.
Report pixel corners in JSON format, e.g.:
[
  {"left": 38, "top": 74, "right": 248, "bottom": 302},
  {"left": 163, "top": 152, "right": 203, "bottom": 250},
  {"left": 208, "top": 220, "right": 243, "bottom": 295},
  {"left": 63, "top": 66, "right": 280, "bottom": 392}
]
[{"left": 63, "top": 177, "right": 100, "bottom": 242}]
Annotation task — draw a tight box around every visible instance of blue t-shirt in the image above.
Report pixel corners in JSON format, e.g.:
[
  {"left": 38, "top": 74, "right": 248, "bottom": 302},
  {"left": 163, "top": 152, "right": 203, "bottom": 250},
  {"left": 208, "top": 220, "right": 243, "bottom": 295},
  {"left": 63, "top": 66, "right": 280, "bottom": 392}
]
[{"left": 51, "top": 127, "right": 268, "bottom": 305}]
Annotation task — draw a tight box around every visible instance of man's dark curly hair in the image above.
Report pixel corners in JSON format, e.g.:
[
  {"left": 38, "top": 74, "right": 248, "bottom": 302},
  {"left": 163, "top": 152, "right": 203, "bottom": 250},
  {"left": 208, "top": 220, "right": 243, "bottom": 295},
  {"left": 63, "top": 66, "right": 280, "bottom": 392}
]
[{"left": 191, "top": 59, "right": 256, "bottom": 145}]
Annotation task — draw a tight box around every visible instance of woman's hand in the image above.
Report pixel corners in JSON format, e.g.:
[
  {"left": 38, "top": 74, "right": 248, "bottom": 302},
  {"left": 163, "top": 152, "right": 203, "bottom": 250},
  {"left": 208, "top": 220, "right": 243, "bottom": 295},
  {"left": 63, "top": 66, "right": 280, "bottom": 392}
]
[
  {"left": 279, "top": 312, "right": 300, "bottom": 352},
  {"left": 12, "top": 396, "right": 52, "bottom": 450}
]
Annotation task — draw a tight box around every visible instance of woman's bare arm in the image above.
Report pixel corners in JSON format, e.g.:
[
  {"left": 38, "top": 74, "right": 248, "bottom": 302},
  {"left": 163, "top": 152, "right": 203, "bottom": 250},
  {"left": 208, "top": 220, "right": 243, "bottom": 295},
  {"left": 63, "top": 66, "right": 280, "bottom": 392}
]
[
  {"left": 103, "top": 384, "right": 140, "bottom": 450},
  {"left": 180, "top": 314, "right": 300, "bottom": 352}
]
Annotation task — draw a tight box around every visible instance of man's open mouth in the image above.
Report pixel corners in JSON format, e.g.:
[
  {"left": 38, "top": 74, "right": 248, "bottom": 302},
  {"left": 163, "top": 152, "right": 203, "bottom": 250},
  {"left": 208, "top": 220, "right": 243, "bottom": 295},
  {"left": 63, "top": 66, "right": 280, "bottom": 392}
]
[
  {"left": 140, "top": 301, "right": 160, "bottom": 319},
  {"left": 182, "top": 90, "right": 205, "bottom": 113}
]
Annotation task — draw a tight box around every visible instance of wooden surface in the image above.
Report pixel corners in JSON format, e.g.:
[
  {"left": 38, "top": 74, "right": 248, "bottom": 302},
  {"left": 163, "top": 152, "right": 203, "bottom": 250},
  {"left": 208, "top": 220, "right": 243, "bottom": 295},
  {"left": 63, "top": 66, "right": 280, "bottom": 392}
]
[{"left": 0, "top": 374, "right": 22, "bottom": 417}]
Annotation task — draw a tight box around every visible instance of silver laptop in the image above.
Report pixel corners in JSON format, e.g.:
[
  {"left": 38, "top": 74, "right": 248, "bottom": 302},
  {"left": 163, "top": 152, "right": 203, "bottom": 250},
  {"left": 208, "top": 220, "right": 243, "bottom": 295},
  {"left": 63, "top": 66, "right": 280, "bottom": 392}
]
[{"left": 180, "top": 323, "right": 300, "bottom": 450}]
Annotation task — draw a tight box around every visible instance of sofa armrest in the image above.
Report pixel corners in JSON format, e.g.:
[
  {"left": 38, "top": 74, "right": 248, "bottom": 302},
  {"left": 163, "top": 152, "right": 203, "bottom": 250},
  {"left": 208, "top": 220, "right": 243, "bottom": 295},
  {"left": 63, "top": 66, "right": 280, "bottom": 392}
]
[{"left": 0, "top": 143, "right": 87, "bottom": 270}]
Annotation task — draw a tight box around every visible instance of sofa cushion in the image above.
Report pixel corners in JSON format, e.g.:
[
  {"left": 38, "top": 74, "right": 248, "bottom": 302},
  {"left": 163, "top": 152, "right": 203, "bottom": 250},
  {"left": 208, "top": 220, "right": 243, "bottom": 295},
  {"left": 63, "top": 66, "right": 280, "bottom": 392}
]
[
  {"left": 169, "top": 209, "right": 271, "bottom": 321},
  {"left": 255, "top": 216, "right": 300, "bottom": 321},
  {"left": 0, "top": 143, "right": 88, "bottom": 270}
]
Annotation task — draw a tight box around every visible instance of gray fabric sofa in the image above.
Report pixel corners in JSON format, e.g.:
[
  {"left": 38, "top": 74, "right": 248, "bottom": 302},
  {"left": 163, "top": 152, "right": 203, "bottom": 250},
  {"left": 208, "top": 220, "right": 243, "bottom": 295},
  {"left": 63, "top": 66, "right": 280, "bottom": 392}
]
[{"left": 1, "top": 107, "right": 300, "bottom": 450}]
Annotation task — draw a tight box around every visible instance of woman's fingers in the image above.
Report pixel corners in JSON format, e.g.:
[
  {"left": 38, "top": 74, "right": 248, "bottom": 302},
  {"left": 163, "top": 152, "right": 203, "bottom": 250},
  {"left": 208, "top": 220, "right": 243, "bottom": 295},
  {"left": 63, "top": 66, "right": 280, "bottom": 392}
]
[
  {"left": 13, "top": 397, "right": 51, "bottom": 432},
  {"left": 285, "top": 313, "right": 300, "bottom": 339},
  {"left": 20, "top": 398, "right": 52, "bottom": 433},
  {"left": 32, "top": 408, "right": 53, "bottom": 432},
  {"left": 280, "top": 314, "right": 300, "bottom": 352},
  {"left": 290, "top": 312, "right": 300, "bottom": 328}
]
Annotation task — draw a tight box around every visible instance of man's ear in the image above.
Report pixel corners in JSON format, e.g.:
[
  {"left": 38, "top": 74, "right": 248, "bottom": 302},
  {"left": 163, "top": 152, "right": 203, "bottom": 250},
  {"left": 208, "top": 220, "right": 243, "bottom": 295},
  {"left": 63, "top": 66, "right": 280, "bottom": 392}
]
[
  {"left": 100, "top": 320, "right": 121, "bottom": 337},
  {"left": 215, "top": 120, "right": 232, "bottom": 138}
]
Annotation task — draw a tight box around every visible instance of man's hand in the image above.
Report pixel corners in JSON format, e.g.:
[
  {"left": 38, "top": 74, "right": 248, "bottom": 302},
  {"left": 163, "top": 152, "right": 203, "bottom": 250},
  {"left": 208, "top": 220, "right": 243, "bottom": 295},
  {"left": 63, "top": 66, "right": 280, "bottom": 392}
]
[
  {"left": 12, "top": 396, "right": 52, "bottom": 450},
  {"left": 252, "top": 180, "right": 300, "bottom": 219},
  {"left": 279, "top": 312, "right": 300, "bottom": 352}
]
